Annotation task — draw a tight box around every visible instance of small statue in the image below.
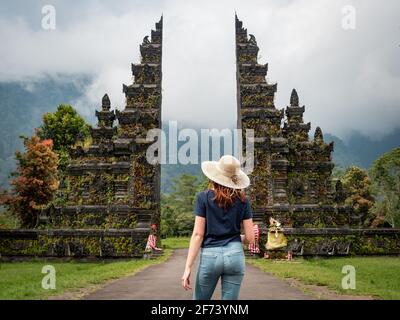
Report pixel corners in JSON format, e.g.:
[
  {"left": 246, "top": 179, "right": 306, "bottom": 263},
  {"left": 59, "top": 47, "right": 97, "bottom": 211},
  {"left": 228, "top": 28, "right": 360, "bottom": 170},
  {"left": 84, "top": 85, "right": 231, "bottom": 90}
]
[
  {"left": 269, "top": 217, "right": 281, "bottom": 228},
  {"left": 145, "top": 223, "right": 163, "bottom": 252},
  {"left": 264, "top": 217, "right": 288, "bottom": 257}
]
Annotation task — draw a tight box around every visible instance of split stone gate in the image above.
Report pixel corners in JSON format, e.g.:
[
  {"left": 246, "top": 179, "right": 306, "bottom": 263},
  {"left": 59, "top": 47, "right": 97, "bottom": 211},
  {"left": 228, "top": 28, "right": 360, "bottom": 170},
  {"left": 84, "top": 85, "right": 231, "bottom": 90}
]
[{"left": 0, "top": 16, "right": 399, "bottom": 258}]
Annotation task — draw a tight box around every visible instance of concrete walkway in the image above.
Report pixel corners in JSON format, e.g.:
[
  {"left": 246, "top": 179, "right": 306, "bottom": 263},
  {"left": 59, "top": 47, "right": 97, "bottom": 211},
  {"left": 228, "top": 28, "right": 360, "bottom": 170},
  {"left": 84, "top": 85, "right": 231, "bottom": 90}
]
[{"left": 84, "top": 249, "right": 314, "bottom": 300}]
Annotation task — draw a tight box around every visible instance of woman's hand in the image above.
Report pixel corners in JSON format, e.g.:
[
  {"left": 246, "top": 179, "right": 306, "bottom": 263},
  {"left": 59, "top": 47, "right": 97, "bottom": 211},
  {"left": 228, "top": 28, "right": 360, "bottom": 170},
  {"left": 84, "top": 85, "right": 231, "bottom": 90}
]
[{"left": 181, "top": 267, "right": 192, "bottom": 290}]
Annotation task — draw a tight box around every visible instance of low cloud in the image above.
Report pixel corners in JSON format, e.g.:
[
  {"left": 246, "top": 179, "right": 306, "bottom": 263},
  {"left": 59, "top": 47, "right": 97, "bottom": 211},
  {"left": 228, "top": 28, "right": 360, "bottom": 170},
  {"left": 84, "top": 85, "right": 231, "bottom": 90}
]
[{"left": 0, "top": 0, "right": 399, "bottom": 139}]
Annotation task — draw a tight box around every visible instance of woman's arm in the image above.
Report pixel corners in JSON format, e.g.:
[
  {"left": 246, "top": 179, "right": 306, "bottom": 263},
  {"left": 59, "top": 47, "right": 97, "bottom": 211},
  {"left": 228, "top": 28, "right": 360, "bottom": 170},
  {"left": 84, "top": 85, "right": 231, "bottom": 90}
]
[
  {"left": 242, "top": 218, "right": 255, "bottom": 244},
  {"left": 182, "top": 216, "right": 206, "bottom": 290}
]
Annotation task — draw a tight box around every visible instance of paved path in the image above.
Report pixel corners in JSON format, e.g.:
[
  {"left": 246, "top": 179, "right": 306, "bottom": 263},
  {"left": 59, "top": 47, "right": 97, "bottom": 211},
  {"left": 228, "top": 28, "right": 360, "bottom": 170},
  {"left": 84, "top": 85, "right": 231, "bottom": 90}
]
[{"left": 84, "top": 249, "right": 314, "bottom": 300}]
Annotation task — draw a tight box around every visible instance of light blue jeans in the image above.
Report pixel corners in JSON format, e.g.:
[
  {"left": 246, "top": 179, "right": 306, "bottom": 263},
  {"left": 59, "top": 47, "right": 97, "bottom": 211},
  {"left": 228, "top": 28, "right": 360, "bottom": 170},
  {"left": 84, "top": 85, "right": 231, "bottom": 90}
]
[{"left": 194, "top": 241, "right": 245, "bottom": 300}]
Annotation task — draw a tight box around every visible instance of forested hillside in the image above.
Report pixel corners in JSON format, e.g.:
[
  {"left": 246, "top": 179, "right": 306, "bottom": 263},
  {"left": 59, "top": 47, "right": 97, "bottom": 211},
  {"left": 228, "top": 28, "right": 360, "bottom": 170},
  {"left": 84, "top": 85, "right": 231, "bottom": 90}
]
[
  {"left": 327, "top": 131, "right": 400, "bottom": 169},
  {"left": 1, "top": 79, "right": 399, "bottom": 192},
  {"left": 0, "top": 77, "right": 90, "bottom": 188}
]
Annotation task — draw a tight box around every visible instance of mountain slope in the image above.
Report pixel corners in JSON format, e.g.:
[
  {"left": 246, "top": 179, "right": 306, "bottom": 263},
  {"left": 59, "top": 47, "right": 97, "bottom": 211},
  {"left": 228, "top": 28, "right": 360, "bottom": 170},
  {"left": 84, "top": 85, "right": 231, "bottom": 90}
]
[
  {"left": 326, "top": 130, "right": 400, "bottom": 169},
  {"left": 1, "top": 78, "right": 399, "bottom": 191},
  {"left": 0, "top": 76, "right": 90, "bottom": 188}
]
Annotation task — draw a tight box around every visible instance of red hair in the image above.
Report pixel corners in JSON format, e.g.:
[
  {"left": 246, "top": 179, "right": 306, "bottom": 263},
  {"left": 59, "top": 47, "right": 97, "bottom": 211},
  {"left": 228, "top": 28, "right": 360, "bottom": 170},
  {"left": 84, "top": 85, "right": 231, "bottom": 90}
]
[{"left": 208, "top": 180, "right": 247, "bottom": 209}]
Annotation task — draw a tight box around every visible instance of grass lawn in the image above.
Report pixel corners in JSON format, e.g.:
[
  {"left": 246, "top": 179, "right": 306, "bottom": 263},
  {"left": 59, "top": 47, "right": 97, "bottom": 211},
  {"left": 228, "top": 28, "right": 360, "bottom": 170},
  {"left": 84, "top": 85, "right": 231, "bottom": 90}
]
[
  {"left": 248, "top": 256, "right": 400, "bottom": 300},
  {"left": 162, "top": 236, "right": 190, "bottom": 249},
  {"left": 0, "top": 249, "right": 172, "bottom": 300}
]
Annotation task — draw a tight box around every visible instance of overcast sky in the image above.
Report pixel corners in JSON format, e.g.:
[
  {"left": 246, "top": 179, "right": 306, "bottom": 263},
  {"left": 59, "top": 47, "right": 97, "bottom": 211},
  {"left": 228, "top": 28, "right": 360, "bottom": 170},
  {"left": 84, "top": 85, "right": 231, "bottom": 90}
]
[{"left": 0, "top": 0, "right": 399, "bottom": 140}]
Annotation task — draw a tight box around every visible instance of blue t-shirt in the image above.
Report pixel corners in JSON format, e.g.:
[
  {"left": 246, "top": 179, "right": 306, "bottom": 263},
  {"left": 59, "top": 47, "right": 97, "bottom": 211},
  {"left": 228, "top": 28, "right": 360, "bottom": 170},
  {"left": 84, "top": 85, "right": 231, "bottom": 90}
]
[{"left": 193, "top": 189, "right": 253, "bottom": 248}]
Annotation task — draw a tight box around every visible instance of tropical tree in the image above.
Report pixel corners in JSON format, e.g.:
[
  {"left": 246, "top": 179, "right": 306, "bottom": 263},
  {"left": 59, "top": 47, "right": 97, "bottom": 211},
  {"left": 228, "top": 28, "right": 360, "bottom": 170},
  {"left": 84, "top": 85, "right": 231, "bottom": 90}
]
[
  {"left": 370, "top": 147, "right": 400, "bottom": 227},
  {"left": 161, "top": 173, "right": 208, "bottom": 237},
  {"left": 38, "top": 104, "right": 90, "bottom": 169},
  {"left": 0, "top": 134, "right": 59, "bottom": 228},
  {"left": 341, "top": 166, "right": 374, "bottom": 226}
]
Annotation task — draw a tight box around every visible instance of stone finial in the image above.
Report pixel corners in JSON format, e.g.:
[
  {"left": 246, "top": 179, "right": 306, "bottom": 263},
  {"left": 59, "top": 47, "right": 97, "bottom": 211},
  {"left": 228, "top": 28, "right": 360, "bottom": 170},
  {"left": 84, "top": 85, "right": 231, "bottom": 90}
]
[
  {"left": 102, "top": 94, "right": 111, "bottom": 111},
  {"left": 155, "top": 15, "right": 163, "bottom": 31},
  {"left": 290, "top": 89, "right": 299, "bottom": 106},
  {"left": 314, "top": 126, "right": 324, "bottom": 142},
  {"left": 143, "top": 35, "right": 150, "bottom": 44},
  {"left": 249, "top": 34, "right": 257, "bottom": 45},
  {"left": 235, "top": 13, "right": 242, "bottom": 27}
]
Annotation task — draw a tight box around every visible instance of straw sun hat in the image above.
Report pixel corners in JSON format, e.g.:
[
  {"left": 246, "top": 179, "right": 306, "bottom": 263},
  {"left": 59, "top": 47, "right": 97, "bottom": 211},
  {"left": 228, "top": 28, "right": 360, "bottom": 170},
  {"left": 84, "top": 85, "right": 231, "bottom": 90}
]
[{"left": 201, "top": 155, "right": 250, "bottom": 189}]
